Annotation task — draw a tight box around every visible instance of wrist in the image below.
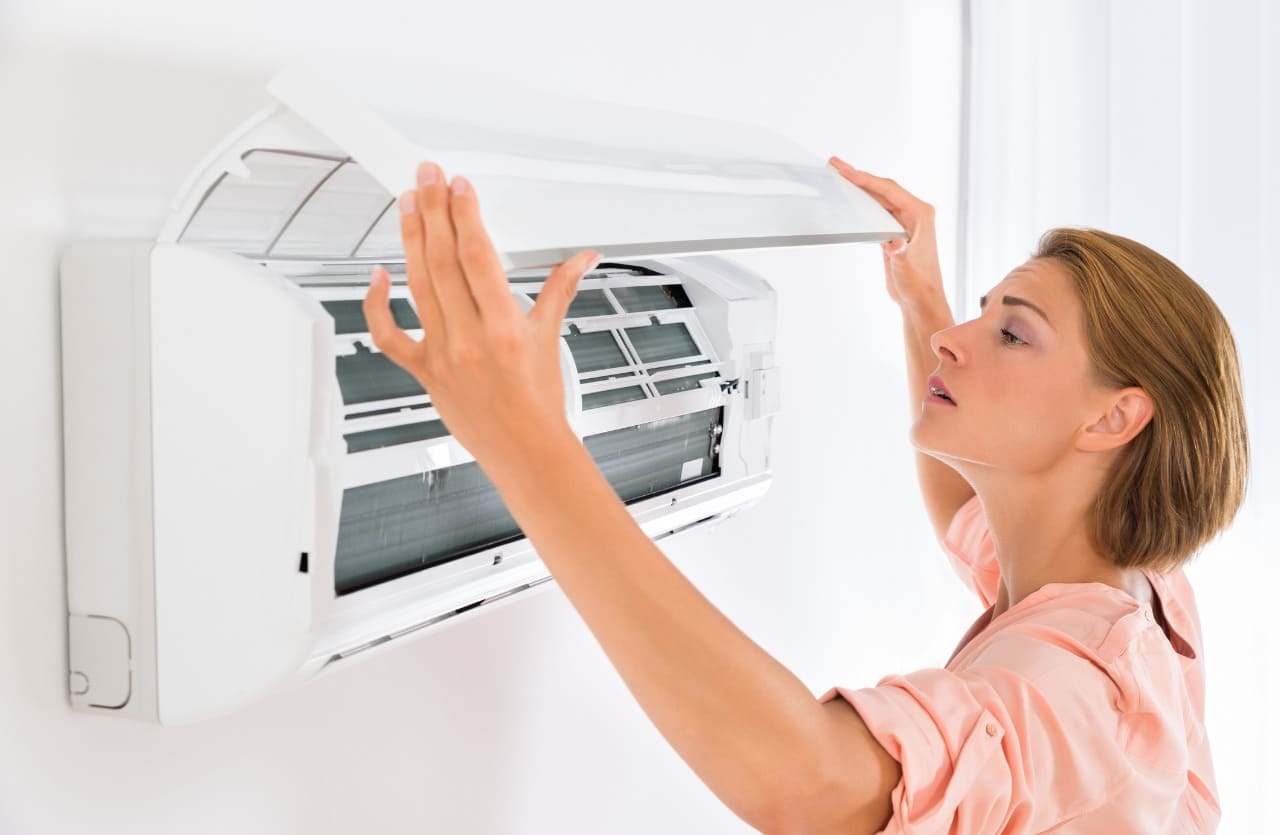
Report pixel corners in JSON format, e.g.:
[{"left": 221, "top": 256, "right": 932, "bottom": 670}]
[{"left": 482, "top": 422, "right": 589, "bottom": 495}]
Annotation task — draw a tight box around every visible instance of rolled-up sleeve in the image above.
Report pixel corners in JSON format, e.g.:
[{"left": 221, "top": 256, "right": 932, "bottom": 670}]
[
  {"left": 819, "top": 658, "right": 1137, "bottom": 834},
  {"left": 820, "top": 669, "right": 1016, "bottom": 833}
]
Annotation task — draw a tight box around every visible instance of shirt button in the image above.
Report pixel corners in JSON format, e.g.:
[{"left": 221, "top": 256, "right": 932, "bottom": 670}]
[
  {"left": 1144, "top": 608, "right": 1154, "bottom": 622},
  {"left": 986, "top": 723, "right": 998, "bottom": 736}
]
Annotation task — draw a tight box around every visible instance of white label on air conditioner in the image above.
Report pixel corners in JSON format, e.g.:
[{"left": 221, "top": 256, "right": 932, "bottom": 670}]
[{"left": 681, "top": 458, "right": 704, "bottom": 480}]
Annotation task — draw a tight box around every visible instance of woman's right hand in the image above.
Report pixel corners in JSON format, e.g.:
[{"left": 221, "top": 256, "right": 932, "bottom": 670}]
[{"left": 828, "top": 157, "right": 946, "bottom": 310}]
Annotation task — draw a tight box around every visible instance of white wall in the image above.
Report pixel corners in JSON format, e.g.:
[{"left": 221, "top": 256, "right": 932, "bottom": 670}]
[{"left": 0, "top": 2, "right": 964, "bottom": 833}]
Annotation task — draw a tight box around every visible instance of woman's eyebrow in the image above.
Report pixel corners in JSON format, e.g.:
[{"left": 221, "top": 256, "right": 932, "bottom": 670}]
[{"left": 979, "top": 294, "right": 1054, "bottom": 330}]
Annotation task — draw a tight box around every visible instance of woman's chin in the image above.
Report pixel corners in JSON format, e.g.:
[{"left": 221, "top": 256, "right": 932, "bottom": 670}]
[
  {"left": 909, "top": 421, "right": 958, "bottom": 459},
  {"left": 908, "top": 417, "right": 937, "bottom": 446}
]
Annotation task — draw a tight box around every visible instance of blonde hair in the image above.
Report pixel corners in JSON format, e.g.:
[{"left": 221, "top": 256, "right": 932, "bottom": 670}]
[{"left": 1033, "top": 228, "right": 1250, "bottom": 573}]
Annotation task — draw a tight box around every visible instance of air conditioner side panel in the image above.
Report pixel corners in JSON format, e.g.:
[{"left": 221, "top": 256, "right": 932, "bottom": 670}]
[
  {"left": 658, "top": 255, "right": 780, "bottom": 476},
  {"left": 149, "top": 244, "right": 320, "bottom": 724},
  {"left": 61, "top": 241, "right": 160, "bottom": 720}
]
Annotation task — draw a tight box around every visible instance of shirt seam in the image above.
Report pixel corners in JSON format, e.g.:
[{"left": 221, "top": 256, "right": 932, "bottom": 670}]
[{"left": 969, "top": 607, "right": 1125, "bottom": 670}]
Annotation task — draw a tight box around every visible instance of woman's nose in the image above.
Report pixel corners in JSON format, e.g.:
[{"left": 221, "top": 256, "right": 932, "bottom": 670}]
[{"left": 930, "top": 326, "right": 962, "bottom": 364}]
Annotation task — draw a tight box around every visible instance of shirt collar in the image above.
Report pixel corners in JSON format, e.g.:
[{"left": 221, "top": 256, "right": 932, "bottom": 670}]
[{"left": 1142, "top": 569, "right": 1198, "bottom": 660}]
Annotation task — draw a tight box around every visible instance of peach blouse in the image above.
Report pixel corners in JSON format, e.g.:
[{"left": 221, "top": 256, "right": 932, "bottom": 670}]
[{"left": 819, "top": 494, "right": 1219, "bottom": 833}]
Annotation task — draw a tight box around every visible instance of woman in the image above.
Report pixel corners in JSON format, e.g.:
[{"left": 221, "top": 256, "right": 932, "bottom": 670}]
[{"left": 361, "top": 158, "right": 1246, "bottom": 833}]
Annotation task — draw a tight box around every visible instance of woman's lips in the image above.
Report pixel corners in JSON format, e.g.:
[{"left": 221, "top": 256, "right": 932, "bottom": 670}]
[
  {"left": 927, "top": 375, "right": 957, "bottom": 406},
  {"left": 926, "top": 392, "right": 956, "bottom": 406}
]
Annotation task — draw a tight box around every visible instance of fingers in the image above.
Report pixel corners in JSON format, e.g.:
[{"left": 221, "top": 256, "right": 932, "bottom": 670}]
[
  {"left": 828, "top": 157, "right": 935, "bottom": 235},
  {"left": 828, "top": 157, "right": 915, "bottom": 207},
  {"left": 399, "top": 190, "right": 445, "bottom": 340},
  {"left": 828, "top": 157, "right": 906, "bottom": 227},
  {"left": 531, "top": 249, "right": 602, "bottom": 332},
  {"left": 415, "top": 161, "right": 480, "bottom": 334},
  {"left": 448, "top": 175, "right": 523, "bottom": 321},
  {"left": 363, "top": 266, "right": 421, "bottom": 367}
]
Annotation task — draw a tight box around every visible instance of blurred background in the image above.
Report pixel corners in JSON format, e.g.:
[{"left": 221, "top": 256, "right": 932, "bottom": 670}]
[{"left": 0, "top": 0, "right": 1273, "bottom": 831}]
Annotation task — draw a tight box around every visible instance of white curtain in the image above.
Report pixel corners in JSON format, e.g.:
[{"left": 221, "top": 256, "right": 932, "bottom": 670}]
[{"left": 963, "top": 1, "right": 1278, "bottom": 831}]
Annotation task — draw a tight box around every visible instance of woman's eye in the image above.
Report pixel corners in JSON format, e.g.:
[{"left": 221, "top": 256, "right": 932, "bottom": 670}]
[{"left": 1000, "top": 328, "right": 1027, "bottom": 346}]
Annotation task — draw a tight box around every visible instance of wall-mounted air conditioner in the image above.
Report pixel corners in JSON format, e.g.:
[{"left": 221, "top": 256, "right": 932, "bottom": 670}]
[{"left": 59, "top": 66, "right": 903, "bottom": 723}]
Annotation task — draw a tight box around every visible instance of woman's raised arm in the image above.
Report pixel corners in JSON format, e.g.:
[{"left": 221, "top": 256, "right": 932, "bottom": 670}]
[
  {"left": 361, "top": 161, "right": 899, "bottom": 834},
  {"left": 829, "top": 158, "right": 976, "bottom": 544}
]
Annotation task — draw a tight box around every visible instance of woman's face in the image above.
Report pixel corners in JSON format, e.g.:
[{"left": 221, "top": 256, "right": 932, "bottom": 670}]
[{"left": 910, "top": 257, "right": 1109, "bottom": 475}]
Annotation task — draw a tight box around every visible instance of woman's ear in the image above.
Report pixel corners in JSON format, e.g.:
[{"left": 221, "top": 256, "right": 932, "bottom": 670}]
[{"left": 1078, "top": 387, "right": 1154, "bottom": 453}]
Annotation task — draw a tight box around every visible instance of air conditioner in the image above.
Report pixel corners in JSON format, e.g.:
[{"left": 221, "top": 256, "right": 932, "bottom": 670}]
[{"left": 59, "top": 66, "right": 903, "bottom": 723}]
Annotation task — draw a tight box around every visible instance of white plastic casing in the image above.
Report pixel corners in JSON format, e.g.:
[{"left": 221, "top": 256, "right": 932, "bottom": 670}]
[{"left": 60, "top": 66, "right": 903, "bottom": 723}]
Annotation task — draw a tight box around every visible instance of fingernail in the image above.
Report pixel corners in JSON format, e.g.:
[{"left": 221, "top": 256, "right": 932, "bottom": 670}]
[
  {"left": 450, "top": 175, "right": 470, "bottom": 195},
  {"left": 399, "top": 191, "right": 416, "bottom": 215},
  {"left": 417, "top": 162, "right": 439, "bottom": 186},
  {"left": 371, "top": 266, "right": 389, "bottom": 287},
  {"left": 585, "top": 251, "right": 602, "bottom": 273}
]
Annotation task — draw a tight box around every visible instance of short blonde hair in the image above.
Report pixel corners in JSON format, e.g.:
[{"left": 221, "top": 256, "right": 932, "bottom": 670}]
[{"left": 1033, "top": 228, "right": 1250, "bottom": 573}]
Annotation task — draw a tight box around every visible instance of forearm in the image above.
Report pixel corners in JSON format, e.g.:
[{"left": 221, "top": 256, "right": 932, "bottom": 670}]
[
  {"left": 486, "top": 429, "right": 829, "bottom": 829},
  {"left": 901, "top": 289, "right": 954, "bottom": 416},
  {"left": 900, "top": 291, "right": 976, "bottom": 539}
]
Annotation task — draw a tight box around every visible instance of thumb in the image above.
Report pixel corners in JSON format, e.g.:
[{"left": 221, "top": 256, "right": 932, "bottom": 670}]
[
  {"left": 533, "top": 249, "right": 601, "bottom": 328},
  {"left": 362, "top": 266, "right": 418, "bottom": 367},
  {"left": 883, "top": 238, "right": 908, "bottom": 257}
]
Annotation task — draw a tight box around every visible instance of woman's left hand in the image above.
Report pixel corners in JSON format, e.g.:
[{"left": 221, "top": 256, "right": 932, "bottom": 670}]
[{"left": 362, "top": 160, "right": 601, "bottom": 475}]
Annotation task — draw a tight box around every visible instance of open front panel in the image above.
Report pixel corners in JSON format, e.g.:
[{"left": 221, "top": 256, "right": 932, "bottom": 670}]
[{"left": 261, "top": 66, "right": 905, "bottom": 267}]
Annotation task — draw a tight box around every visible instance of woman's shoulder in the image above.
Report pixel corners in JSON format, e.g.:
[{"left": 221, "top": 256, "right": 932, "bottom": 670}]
[
  {"left": 840, "top": 584, "right": 1208, "bottom": 834},
  {"left": 967, "top": 599, "right": 1196, "bottom": 753},
  {"left": 958, "top": 582, "right": 1152, "bottom": 670},
  {"left": 958, "top": 581, "right": 1201, "bottom": 716}
]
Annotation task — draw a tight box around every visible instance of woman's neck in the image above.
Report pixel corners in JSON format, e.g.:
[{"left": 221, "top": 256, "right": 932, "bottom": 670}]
[{"left": 968, "top": 481, "right": 1153, "bottom": 617}]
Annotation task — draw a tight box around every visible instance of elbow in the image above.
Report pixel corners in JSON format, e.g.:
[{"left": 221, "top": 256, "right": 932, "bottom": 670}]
[
  {"left": 748, "top": 791, "right": 831, "bottom": 835},
  {"left": 758, "top": 809, "right": 879, "bottom": 835},
  {"left": 754, "top": 774, "right": 885, "bottom": 835},
  {"left": 733, "top": 791, "right": 801, "bottom": 835},
  {"left": 731, "top": 705, "right": 896, "bottom": 834},
  {"left": 730, "top": 773, "right": 827, "bottom": 835},
  {"left": 756, "top": 805, "right": 814, "bottom": 835}
]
